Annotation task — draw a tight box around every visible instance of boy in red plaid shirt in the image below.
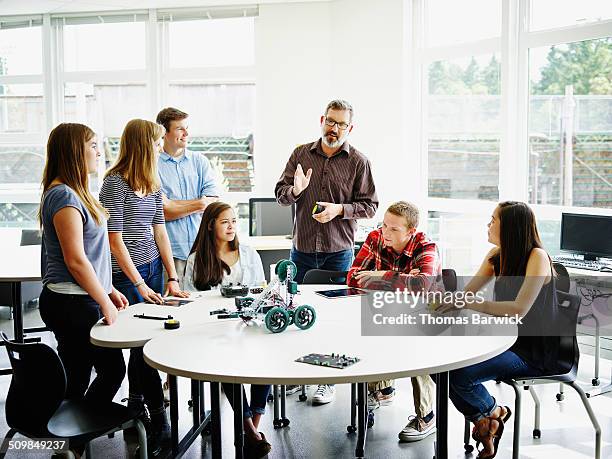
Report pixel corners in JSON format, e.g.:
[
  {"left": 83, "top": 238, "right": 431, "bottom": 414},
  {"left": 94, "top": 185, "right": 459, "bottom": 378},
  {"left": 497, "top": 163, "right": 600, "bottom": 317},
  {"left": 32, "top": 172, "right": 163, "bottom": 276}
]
[{"left": 347, "top": 201, "right": 442, "bottom": 442}]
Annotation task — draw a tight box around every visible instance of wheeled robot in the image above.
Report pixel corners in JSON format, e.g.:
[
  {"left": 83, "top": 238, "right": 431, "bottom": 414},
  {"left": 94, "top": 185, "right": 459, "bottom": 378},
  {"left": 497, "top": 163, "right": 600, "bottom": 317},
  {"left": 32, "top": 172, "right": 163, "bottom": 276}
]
[{"left": 235, "top": 259, "right": 316, "bottom": 333}]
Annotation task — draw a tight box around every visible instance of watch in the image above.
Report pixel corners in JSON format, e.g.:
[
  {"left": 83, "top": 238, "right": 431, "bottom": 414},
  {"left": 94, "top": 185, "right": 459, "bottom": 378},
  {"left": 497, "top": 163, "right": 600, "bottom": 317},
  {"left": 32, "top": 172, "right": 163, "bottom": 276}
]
[{"left": 167, "top": 277, "right": 179, "bottom": 283}]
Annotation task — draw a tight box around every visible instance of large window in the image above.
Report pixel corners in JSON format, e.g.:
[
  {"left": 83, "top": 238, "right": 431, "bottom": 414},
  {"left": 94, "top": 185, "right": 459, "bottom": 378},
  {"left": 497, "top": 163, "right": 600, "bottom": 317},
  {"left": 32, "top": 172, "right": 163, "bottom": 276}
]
[
  {"left": 63, "top": 22, "right": 146, "bottom": 71},
  {"left": 0, "top": 21, "right": 44, "bottom": 228},
  {"left": 528, "top": 37, "right": 612, "bottom": 209},
  {"left": 0, "top": 9, "right": 258, "bottom": 229},
  {"left": 414, "top": 0, "right": 612, "bottom": 274},
  {"left": 163, "top": 14, "right": 256, "bottom": 193},
  {"left": 428, "top": 54, "right": 501, "bottom": 200}
]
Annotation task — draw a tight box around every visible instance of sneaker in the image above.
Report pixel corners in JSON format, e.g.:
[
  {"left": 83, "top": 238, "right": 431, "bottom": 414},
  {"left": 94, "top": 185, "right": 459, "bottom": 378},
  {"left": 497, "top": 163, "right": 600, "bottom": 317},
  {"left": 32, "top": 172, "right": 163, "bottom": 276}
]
[
  {"left": 312, "top": 384, "right": 335, "bottom": 404},
  {"left": 285, "top": 385, "right": 301, "bottom": 395},
  {"left": 398, "top": 415, "right": 436, "bottom": 442},
  {"left": 368, "top": 389, "right": 395, "bottom": 410}
]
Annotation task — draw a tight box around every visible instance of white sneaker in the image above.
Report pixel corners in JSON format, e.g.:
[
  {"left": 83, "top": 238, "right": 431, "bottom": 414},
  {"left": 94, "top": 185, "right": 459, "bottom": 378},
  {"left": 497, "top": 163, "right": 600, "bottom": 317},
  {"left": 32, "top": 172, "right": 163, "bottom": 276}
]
[
  {"left": 398, "top": 415, "right": 436, "bottom": 442},
  {"left": 312, "top": 384, "right": 335, "bottom": 404},
  {"left": 285, "top": 385, "right": 301, "bottom": 395},
  {"left": 368, "top": 389, "right": 395, "bottom": 410}
]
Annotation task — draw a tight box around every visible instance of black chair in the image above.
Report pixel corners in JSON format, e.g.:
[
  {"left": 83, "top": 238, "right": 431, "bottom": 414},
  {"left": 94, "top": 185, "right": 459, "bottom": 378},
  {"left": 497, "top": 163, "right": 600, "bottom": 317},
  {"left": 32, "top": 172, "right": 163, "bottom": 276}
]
[
  {"left": 441, "top": 268, "right": 457, "bottom": 292},
  {"left": 552, "top": 262, "right": 570, "bottom": 293},
  {"left": 0, "top": 333, "right": 147, "bottom": 459},
  {"left": 462, "top": 291, "right": 601, "bottom": 459},
  {"left": 303, "top": 269, "right": 348, "bottom": 285}
]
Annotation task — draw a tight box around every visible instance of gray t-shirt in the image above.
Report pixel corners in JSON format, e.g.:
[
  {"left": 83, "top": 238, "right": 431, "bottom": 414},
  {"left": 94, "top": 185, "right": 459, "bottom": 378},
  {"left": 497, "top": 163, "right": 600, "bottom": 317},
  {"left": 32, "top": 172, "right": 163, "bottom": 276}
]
[{"left": 41, "top": 184, "right": 112, "bottom": 293}]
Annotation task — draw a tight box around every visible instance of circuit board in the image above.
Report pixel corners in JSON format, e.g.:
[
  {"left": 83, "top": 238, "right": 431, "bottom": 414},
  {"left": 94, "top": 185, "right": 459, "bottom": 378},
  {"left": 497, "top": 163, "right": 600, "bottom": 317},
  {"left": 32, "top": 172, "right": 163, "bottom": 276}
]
[{"left": 296, "top": 353, "right": 360, "bottom": 369}]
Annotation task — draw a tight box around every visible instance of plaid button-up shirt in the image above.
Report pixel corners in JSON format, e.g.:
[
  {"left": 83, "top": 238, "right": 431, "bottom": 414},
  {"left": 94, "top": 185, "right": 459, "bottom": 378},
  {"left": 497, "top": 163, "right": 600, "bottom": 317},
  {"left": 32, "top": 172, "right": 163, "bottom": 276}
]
[{"left": 347, "top": 228, "right": 442, "bottom": 291}]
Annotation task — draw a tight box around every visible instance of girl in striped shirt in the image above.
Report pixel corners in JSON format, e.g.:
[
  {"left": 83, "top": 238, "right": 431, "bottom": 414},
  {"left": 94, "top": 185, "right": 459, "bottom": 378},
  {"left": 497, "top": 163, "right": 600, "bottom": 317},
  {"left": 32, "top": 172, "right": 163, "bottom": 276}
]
[{"left": 100, "top": 119, "right": 188, "bottom": 454}]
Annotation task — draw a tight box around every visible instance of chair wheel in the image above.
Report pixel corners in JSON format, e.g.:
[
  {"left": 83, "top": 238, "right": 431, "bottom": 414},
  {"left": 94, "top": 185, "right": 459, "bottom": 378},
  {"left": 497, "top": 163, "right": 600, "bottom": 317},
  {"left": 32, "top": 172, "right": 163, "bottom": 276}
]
[
  {"left": 299, "top": 394, "right": 307, "bottom": 402},
  {"left": 282, "top": 418, "right": 290, "bottom": 427},
  {"left": 267, "top": 393, "right": 274, "bottom": 402},
  {"left": 556, "top": 393, "right": 564, "bottom": 401},
  {"left": 347, "top": 425, "right": 357, "bottom": 433},
  {"left": 273, "top": 420, "right": 282, "bottom": 428},
  {"left": 592, "top": 378, "right": 600, "bottom": 386},
  {"left": 464, "top": 444, "right": 474, "bottom": 453},
  {"left": 367, "top": 412, "right": 375, "bottom": 428},
  {"left": 188, "top": 399, "right": 193, "bottom": 407},
  {"left": 533, "top": 429, "right": 541, "bottom": 439}
]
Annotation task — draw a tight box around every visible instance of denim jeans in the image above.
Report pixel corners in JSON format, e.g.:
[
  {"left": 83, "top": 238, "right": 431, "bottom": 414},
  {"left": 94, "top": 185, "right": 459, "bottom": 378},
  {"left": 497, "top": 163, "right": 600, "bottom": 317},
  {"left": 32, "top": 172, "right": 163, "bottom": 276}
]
[
  {"left": 39, "top": 286, "right": 126, "bottom": 403},
  {"left": 113, "top": 257, "right": 165, "bottom": 411},
  {"left": 449, "top": 350, "right": 539, "bottom": 422},
  {"left": 222, "top": 384, "right": 271, "bottom": 419},
  {"left": 290, "top": 247, "right": 354, "bottom": 284}
]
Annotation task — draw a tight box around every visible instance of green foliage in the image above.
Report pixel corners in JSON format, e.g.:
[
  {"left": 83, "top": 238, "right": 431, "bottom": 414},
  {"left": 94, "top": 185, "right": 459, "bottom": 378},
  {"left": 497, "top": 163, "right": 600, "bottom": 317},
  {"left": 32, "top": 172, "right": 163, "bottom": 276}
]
[
  {"left": 532, "top": 38, "right": 612, "bottom": 95},
  {"left": 428, "top": 55, "right": 500, "bottom": 95}
]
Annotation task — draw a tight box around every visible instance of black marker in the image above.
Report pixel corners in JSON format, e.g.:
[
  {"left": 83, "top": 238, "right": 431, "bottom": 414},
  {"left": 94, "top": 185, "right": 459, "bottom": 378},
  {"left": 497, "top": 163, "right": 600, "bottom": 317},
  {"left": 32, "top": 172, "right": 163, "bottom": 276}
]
[{"left": 134, "top": 313, "right": 173, "bottom": 321}]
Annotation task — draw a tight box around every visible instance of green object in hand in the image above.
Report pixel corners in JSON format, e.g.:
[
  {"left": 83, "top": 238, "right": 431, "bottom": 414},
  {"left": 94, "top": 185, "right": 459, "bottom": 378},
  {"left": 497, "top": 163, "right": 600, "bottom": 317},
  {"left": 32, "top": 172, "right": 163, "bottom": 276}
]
[{"left": 312, "top": 203, "right": 325, "bottom": 214}]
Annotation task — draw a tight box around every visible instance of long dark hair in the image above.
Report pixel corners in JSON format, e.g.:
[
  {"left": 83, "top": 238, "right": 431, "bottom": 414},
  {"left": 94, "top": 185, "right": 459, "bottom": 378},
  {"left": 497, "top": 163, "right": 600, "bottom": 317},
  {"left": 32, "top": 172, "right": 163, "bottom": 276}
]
[
  {"left": 190, "top": 202, "right": 239, "bottom": 289},
  {"left": 489, "top": 201, "right": 544, "bottom": 276}
]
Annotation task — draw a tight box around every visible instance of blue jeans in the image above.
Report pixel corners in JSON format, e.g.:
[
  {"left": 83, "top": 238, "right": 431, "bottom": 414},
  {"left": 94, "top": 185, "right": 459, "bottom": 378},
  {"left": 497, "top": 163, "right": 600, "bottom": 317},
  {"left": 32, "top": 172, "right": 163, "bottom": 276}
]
[
  {"left": 449, "top": 350, "right": 539, "bottom": 422},
  {"left": 290, "top": 247, "right": 354, "bottom": 284},
  {"left": 112, "top": 256, "right": 163, "bottom": 305},
  {"left": 113, "top": 257, "right": 165, "bottom": 410},
  {"left": 222, "top": 384, "right": 271, "bottom": 419}
]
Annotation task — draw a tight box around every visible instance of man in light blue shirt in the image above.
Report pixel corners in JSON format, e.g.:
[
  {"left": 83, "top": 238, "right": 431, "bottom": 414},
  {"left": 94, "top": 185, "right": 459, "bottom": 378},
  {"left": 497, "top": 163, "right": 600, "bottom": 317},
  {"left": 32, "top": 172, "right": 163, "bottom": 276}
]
[{"left": 156, "top": 107, "right": 220, "bottom": 284}]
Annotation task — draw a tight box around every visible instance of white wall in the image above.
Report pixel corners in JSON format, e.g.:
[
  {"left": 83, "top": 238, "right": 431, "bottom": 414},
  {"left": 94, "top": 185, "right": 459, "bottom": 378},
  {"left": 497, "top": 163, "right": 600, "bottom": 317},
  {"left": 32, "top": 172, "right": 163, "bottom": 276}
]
[{"left": 254, "top": 0, "right": 414, "bottom": 221}]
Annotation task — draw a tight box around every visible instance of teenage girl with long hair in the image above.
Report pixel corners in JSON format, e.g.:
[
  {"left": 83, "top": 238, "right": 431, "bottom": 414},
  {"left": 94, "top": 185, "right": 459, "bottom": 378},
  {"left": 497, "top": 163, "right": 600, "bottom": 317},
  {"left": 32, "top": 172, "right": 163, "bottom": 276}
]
[
  {"left": 99, "top": 119, "right": 188, "bottom": 454},
  {"left": 39, "top": 123, "right": 127, "bottom": 404},
  {"left": 183, "top": 201, "right": 271, "bottom": 458},
  {"left": 435, "top": 201, "right": 563, "bottom": 458}
]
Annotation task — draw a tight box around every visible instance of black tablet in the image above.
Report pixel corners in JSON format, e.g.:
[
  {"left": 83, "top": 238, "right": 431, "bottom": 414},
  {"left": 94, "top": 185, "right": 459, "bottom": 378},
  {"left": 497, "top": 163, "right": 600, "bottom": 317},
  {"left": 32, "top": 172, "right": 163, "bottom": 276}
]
[{"left": 314, "top": 288, "right": 368, "bottom": 298}]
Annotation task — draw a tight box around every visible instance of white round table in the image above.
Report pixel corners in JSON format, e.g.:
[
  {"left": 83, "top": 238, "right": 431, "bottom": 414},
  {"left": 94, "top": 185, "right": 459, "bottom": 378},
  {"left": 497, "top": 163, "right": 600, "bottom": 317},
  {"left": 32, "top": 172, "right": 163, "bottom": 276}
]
[{"left": 138, "top": 286, "right": 517, "bottom": 458}]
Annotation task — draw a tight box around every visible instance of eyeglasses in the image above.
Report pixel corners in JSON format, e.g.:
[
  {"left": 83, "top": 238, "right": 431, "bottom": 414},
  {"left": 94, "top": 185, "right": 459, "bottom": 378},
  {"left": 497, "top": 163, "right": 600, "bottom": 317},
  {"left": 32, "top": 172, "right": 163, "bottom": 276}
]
[{"left": 324, "top": 117, "right": 350, "bottom": 130}]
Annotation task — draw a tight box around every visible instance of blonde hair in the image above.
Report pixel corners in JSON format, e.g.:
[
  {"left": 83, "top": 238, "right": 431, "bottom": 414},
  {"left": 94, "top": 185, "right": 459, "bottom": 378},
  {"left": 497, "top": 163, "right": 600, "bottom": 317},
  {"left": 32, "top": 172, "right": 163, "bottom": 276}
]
[
  {"left": 105, "top": 119, "right": 164, "bottom": 195},
  {"left": 386, "top": 201, "right": 419, "bottom": 229},
  {"left": 39, "top": 123, "right": 108, "bottom": 226}
]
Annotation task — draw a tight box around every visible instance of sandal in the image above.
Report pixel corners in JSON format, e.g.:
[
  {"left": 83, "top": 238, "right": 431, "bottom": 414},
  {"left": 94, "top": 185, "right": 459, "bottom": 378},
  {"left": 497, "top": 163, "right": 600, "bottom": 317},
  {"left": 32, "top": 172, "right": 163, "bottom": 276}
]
[
  {"left": 244, "top": 431, "right": 272, "bottom": 459},
  {"left": 471, "top": 405, "right": 511, "bottom": 442},
  {"left": 474, "top": 417, "right": 505, "bottom": 459}
]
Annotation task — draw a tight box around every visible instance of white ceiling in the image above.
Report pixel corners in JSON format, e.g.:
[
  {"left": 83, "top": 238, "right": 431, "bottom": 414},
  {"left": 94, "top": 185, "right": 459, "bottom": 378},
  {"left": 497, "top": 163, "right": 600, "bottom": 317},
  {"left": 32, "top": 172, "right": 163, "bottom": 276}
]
[{"left": 0, "top": 0, "right": 328, "bottom": 16}]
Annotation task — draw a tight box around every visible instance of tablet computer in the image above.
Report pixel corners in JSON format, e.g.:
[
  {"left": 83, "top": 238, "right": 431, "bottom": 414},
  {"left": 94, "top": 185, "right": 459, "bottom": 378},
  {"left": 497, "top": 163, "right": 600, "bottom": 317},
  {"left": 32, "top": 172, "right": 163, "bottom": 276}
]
[
  {"left": 145, "top": 298, "right": 194, "bottom": 307},
  {"left": 315, "top": 287, "right": 368, "bottom": 298}
]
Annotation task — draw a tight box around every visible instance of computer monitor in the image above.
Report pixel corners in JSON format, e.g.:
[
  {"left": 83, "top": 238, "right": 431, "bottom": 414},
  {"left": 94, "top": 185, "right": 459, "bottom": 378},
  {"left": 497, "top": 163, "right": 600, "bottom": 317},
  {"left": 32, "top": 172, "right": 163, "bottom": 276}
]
[
  {"left": 560, "top": 213, "right": 612, "bottom": 261},
  {"left": 249, "top": 198, "right": 294, "bottom": 237}
]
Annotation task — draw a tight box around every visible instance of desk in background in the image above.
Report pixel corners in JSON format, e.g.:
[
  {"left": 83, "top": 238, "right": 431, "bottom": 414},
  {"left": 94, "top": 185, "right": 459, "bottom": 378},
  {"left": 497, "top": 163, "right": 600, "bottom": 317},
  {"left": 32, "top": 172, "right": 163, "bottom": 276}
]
[
  {"left": 566, "top": 267, "right": 612, "bottom": 398},
  {"left": 0, "top": 245, "right": 44, "bottom": 375}
]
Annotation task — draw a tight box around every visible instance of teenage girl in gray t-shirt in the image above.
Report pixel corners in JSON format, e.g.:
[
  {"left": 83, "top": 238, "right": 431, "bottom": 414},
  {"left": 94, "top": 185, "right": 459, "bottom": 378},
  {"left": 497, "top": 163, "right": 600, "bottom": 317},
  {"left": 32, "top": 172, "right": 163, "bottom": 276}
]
[{"left": 38, "top": 123, "right": 128, "bottom": 408}]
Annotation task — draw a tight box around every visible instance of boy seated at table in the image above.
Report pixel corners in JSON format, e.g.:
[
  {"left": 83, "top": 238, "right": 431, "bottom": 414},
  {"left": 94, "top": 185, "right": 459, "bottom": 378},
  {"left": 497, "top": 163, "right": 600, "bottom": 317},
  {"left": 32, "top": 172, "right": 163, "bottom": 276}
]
[{"left": 347, "top": 201, "right": 442, "bottom": 442}]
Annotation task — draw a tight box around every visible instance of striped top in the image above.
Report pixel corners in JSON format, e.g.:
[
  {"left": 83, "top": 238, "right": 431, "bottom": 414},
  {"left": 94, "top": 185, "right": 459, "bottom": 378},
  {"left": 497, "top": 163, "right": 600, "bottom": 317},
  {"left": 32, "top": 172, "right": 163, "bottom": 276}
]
[
  {"left": 275, "top": 139, "right": 378, "bottom": 253},
  {"left": 99, "top": 174, "right": 165, "bottom": 272}
]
